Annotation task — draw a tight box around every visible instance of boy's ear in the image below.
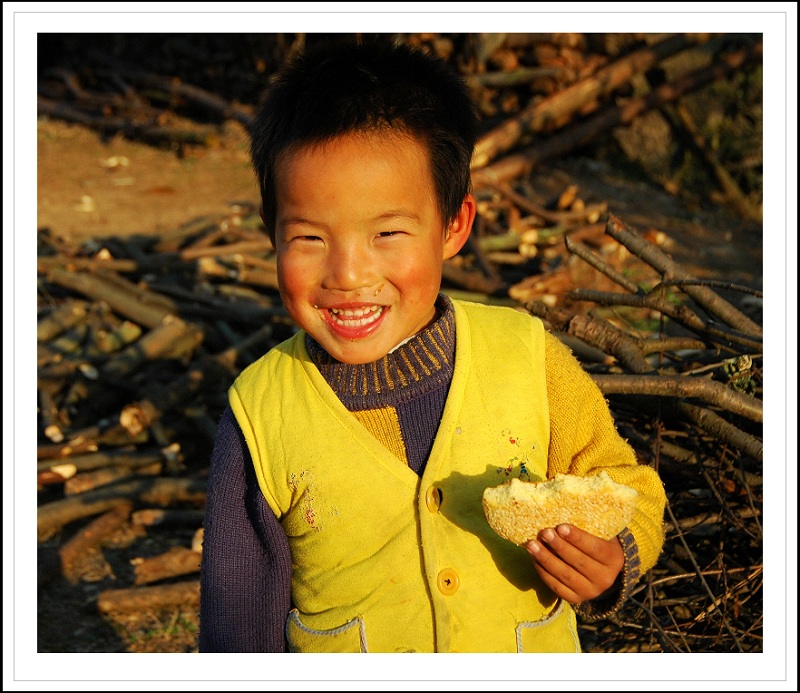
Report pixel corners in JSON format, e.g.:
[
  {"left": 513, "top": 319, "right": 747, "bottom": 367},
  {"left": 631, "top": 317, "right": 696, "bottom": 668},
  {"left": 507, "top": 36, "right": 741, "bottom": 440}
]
[{"left": 442, "top": 194, "right": 477, "bottom": 259}]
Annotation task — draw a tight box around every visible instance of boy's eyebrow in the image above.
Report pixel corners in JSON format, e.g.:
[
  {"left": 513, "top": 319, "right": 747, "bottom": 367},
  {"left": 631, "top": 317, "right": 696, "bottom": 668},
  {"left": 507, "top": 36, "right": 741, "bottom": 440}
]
[
  {"left": 372, "top": 209, "right": 423, "bottom": 224},
  {"left": 279, "top": 209, "right": 423, "bottom": 228},
  {"left": 279, "top": 215, "right": 328, "bottom": 229}
]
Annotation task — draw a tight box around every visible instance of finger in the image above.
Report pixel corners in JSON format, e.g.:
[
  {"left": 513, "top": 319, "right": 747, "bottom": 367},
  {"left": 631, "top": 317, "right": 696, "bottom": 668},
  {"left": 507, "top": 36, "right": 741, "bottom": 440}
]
[
  {"left": 537, "top": 527, "right": 604, "bottom": 581},
  {"left": 552, "top": 524, "right": 622, "bottom": 568},
  {"left": 526, "top": 538, "right": 592, "bottom": 603}
]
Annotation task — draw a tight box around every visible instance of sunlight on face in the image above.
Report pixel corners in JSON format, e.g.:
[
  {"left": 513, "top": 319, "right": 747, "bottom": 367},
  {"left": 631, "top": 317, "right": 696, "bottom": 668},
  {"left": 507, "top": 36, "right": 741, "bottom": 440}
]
[{"left": 274, "top": 131, "right": 472, "bottom": 364}]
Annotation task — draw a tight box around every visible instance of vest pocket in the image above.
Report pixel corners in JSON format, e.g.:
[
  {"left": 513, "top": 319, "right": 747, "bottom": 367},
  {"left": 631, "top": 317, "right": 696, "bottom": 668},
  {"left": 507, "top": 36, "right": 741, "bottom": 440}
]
[
  {"left": 515, "top": 599, "right": 582, "bottom": 653},
  {"left": 286, "top": 609, "right": 368, "bottom": 652}
]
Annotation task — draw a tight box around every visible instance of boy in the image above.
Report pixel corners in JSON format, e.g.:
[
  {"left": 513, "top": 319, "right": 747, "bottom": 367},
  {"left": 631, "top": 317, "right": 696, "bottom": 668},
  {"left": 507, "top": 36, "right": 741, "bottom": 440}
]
[{"left": 199, "top": 37, "right": 666, "bottom": 653}]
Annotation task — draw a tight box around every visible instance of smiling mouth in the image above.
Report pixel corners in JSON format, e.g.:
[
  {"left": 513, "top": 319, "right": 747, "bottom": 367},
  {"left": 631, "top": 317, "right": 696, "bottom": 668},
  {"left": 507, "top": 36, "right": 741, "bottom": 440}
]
[{"left": 328, "top": 305, "right": 385, "bottom": 328}]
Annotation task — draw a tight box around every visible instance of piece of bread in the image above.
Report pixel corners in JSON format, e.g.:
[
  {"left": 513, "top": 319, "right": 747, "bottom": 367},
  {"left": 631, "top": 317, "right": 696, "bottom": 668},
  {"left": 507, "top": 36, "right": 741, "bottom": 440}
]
[{"left": 482, "top": 471, "right": 638, "bottom": 545}]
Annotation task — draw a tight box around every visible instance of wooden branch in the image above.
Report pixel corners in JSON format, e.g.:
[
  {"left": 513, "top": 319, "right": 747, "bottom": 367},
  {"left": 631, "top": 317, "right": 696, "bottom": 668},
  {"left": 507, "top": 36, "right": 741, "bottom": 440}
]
[
  {"left": 100, "top": 316, "right": 204, "bottom": 381},
  {"left": 38, "top": 95, "right": 218, "bottom": 146},
  {"left": 472, "top": 33, "right": 698, "bottom": 168},
  {"left": 634, "top": 336, "right": 709, "bottom": 356},
  {"left": 87, "top": 320, "right": 144, "bottom": 356},
  {"left": 489, "top": 182, "right": 607, "bottom": 226},
  {"left": 118, "top": 323, "right": 275, "bottom": 437},
  {"left": 605, "top": 215, "right": 762, "bottom": 337},
  {"left": 59, "top": 503, "right": 134, "bottom": 584},
  {"left": 566, "top": 288, "right": 762, "bottom": 352},
  {"left": 663, "top": 501, "right": 746, "bottom": 650},
  {"left": 97, "top": 580, "right": 200, "bottom": 614},
  {"left": 37, "top": 300, "right": 89, "bottom": 342},
  {"left": 591, "top": 374, "right": 762, "bottom": 422},
  {"left": 114, "top": 71, "right": 255, "bottom": 126},
  {"left": 39, "top": 386, "right": 66, "bottom": 443},
  {"left": 37, "top": 448, "right": 163, "bottom": 475},
  {"left": 37, "top": 437, "right": 99, "bottom": 461},
  {"left": 441, "top": 259, "right": 505, "bottom": 295},
  {"left": 45, "top": 269, "right": 176, "bottom": 330},
  {"left": 38, "top": 256, "right": 139, "bottom": 274},
  {"left": 64, "top": 463, "right": 163, "bottom": 496},
  {"left": 131, "top": 508, "right": 205, "bottom": 528},
  {"left": 676, "top": 402, "right": 763, "bottom": 461},
  {"left": 566, "top": 314, "right": 654, "bottom": 373},
  {"left": 553, "top": 332, "right": 616, "bottom": 365},
  {"left": 176, "top": 239, "right": 275, "bottom": 261},
  {"left": 528, "top": 302, "right": 653, "bottom": 373},
  {"left": 471, "top": 65, "right": 569, "bottom": 88},
  {"left": 652, "top": 278, "right": 762, "bottom": 299},
  {"left": 471, "top": 39, "right": 762, "bottom": 189},
  {"left": 662, "top": 101, "right": 762, "bottom": 223},
  {"left": 132, "top": 546, "right": 201, "bottom": 586},
  {"left": 39, "top": 324, "right": 89, "bottom": 363},
  {"left": 38, "top": 477, "right": 207, "bottom": 541},
  {"left": 564, "top": 235, "right": 641, "bottom": 294},
  {"left": 196, "top": 256, "right": 280, "bottom": 290}
]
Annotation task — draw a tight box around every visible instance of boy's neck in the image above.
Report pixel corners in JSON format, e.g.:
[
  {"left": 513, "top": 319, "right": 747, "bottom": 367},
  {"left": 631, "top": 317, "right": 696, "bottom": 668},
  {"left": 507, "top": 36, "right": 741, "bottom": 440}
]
[{"left": 305, "top": 294, "right": 456, "bottom": 407}]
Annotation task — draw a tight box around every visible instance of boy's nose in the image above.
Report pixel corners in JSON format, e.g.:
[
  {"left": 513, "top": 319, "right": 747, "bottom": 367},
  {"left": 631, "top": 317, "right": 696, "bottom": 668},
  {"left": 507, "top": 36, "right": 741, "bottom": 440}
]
[{"left": 324, "top": 243, "right": 376, "bottom": 292}]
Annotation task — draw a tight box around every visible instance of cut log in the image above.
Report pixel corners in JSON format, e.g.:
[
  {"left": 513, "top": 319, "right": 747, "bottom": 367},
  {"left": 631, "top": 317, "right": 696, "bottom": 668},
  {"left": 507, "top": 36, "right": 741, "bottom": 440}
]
[
  {"left": 38, "top": 477, "right": 207, "bottom": 541},
  {"left": 97, "top": 580, "right": 200, "bottom": 614},
  {"left": 59, "top": 503, "right": 134, "bottom": 584},
  {"left": 64, "top": 463, "right": 163, "bottom": 496},
  {"left": 132, "top": 546, "right": 202, "bottom": 585},
  {"left": 131, "top": 508, "right": 205, "bottom": 528},
  {"left": 37, "top": 300, "right": 89, "bottom": 342}
]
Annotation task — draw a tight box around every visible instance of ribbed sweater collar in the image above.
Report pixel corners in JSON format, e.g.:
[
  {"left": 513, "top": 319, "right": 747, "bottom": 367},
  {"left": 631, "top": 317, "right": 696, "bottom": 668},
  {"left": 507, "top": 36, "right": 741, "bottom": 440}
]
[{"left": 306, "top": 294, "right": 456, "bottom": 411}]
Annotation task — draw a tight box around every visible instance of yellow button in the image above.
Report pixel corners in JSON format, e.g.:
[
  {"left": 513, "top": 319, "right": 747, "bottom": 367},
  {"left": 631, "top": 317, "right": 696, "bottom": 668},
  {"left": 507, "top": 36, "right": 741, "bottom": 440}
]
[
  {"left": 425, "top": 486, "right": 442, "bottom": 512},
  {"left": 437, "top": 568, "right": 460, "bottom": 596}
]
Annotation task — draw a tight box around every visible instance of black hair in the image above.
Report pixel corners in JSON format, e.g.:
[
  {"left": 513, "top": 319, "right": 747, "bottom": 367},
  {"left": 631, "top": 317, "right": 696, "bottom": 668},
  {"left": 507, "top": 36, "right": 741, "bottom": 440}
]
[{"left": 249, "top": 36, "right": 478, "bottom": 237}]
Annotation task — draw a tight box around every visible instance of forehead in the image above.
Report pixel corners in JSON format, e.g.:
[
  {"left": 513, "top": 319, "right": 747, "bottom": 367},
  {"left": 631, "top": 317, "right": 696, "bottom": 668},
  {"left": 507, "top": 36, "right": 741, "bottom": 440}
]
[
  {"left": 276, "top": 129, "right": 431, "bottom": 181},
  {"left": 274, "top": 130, "right": 438, "bottom": 212}
]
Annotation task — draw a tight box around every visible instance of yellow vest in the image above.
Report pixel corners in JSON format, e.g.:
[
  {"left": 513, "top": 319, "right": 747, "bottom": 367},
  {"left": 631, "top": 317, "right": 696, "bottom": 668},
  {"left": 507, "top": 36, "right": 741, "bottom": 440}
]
[{"left": 229, "top": 300, "right": 581, "bottom": 652}]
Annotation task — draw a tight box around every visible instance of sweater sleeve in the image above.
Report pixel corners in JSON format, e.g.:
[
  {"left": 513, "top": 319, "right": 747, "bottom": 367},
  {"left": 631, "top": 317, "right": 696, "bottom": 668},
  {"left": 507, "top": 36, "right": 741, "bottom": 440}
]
[
  {"left": 543, "top": 331, "right": 666, "bottom": 610},
  {"left": 198, "top": 405, "right": 292, "bottom": 652}
]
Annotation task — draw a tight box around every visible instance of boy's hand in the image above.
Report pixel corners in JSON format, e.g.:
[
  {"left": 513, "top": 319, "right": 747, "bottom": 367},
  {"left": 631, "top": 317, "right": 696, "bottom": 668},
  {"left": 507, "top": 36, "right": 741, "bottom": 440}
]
[{"left": 525, "top": 524, "right": 624, "bottom": 604}]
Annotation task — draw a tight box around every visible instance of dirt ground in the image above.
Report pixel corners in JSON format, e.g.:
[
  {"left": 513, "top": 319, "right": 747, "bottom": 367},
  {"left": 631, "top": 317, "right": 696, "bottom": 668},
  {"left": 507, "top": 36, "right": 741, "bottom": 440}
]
[
  {"left": 37, "top": 117, "right": 258, "bottom": 242},
  {"left": 34, "top": 114, "right": 765, "bottom": 655}
]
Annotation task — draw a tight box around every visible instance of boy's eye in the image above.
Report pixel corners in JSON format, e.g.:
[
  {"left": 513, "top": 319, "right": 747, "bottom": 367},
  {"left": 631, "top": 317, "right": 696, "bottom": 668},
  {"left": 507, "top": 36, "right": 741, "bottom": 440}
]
[{"left": 377, "top": 230, "right": 403, "bottom": 238}]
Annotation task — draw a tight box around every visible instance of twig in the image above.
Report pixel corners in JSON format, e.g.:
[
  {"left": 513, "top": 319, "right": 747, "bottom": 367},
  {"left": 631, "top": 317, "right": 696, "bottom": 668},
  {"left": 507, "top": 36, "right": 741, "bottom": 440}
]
[
  {"left": 664, "top": 501, "right": 745, "bottom": 652},
  {"left": 567, "top": 287, "right": 762, "bottom": 352},
  {"left": 605, "top": 215, "right": 762, "bottom": 337},
  {"left": 676, "top": 401, "right": 762, "bottom": 462},
  {"left": 564, "top": 235, "right": 641, "bottom": 294}
]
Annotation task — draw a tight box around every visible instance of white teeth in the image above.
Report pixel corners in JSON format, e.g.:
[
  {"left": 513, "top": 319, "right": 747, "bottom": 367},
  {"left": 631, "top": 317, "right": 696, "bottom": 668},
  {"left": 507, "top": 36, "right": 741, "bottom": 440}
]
[{"left": 328, "top": 305, "right": 383, "bottom": 327}]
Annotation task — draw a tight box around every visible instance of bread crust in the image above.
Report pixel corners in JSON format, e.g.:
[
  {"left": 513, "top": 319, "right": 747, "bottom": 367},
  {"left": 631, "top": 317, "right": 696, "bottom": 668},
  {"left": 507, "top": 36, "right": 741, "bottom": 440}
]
[{"left": 482, "top": 471, "right": 638, "bottom": 545}]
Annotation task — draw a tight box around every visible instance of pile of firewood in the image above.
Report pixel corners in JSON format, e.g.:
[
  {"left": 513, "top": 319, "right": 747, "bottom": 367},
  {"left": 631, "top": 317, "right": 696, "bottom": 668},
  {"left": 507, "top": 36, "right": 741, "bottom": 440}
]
[{"left": 36, "top": 32, "right": 764, "bottom": 652}]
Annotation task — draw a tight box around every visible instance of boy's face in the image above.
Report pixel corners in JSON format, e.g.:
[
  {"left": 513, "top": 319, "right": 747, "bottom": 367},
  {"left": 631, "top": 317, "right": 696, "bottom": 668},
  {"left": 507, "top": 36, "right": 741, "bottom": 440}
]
[{"left": 273, "top": 131, "right": 474, "bottom": 364}]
